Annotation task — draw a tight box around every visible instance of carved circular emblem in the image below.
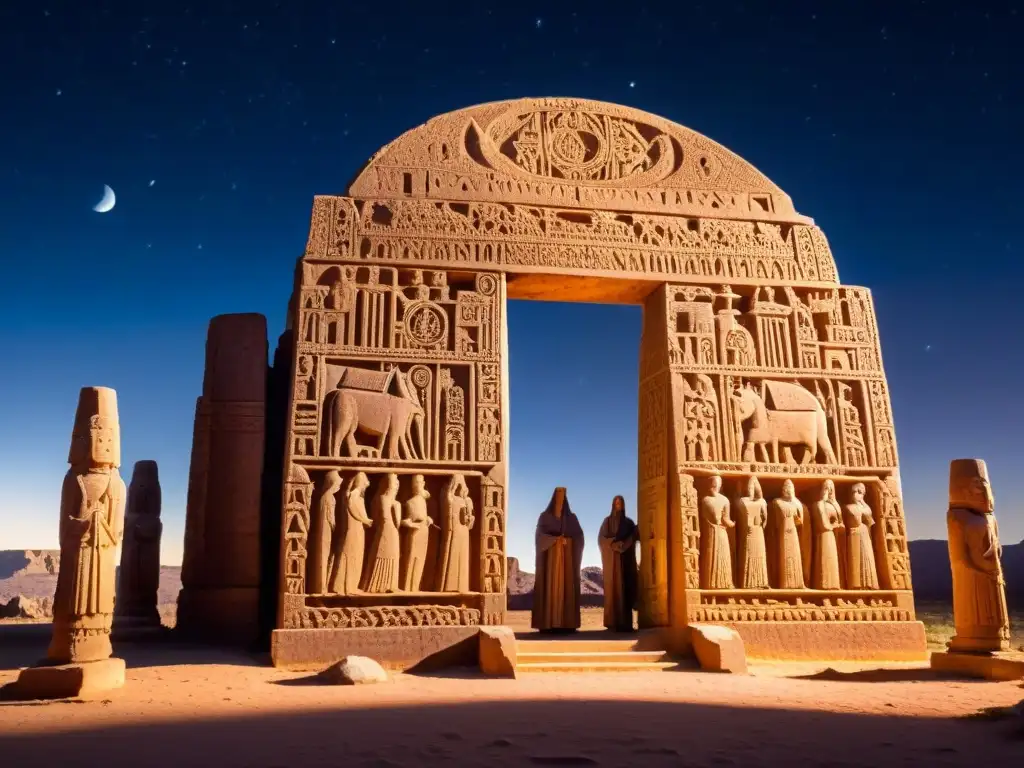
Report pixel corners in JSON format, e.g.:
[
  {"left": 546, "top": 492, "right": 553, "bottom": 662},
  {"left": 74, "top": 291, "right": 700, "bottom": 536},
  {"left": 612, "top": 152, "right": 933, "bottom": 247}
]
[
  {"left": 409, "top": 365, "right": 432, "bottom": 390},
  {"left": 476, "top": 273, "right": 498, "bottom": 296},
  {"left": 405, "top": 301, "right": 447, "bottom": 347}
]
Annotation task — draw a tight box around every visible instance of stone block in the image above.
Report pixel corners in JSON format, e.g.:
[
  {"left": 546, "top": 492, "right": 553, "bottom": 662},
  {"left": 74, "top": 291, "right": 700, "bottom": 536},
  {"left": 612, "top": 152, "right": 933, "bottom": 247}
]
[
  {"left": 322, "top": 655, "right": 388, "bottom": 685},
  {"left": 690, "top": 624, "right": 748, "bottom": 674},
  {"left": 6, "top": 657, "right": 125, "bottom": 700},
  {"left": 478, "top": 626, "right": 517, "bottom": 678},
  {"left": 931, "top": 650, "right": 1024, "bottom": 681}
]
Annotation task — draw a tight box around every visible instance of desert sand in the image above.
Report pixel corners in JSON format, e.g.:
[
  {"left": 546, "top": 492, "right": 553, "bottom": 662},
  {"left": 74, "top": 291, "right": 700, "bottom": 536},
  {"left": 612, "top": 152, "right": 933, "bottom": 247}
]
[{"left": 1, "top": 620, "right": 1021, "bottom": 767}]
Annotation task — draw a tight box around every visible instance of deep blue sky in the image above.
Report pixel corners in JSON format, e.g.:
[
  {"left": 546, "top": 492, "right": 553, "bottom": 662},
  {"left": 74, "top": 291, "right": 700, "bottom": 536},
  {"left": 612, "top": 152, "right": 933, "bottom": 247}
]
[{"left": 1, "top": 1, "right": 1021, "bottom": 567}]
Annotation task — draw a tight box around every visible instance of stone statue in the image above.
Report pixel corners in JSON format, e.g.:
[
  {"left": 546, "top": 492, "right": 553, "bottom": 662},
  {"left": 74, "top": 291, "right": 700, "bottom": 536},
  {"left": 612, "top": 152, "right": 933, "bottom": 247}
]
[
  {"left": 436, "top": 474, "right": 475, "bottom": 592},
  {"left": 700, "top": 475, "right": 735, "bottom": 589},
  {"left": 531, "top": 487, "right": 585, "bottom": 632},
  {"left": 946, "top": 459, "right": 1010, "bottom": 652},
  {"left": 327, "top": 472, "right": 372, "bottom": 595},
  {"left": 307, "top": 471, "right": 342, "bottom": 594},
  {"left": 598, "top": 495, "right": 639, "bottom": 632},
  {"left": 734, "top": 476, "right": 769, "bottom": 589},
  {"left": 14, "top": 387, "right": 128, "bottom": 699},
  {"left": 113, "top": 460, "right": 163, "bottom": 632},
  {"left": 809, "top": 479, "right": 843, "bottom": 590},
  {"left": 400, "top": 474, "right": 433, "bottom": 591},
  {"left": 843, "top": 482, "right": 879, "bottom": 589},
  {"left": 362, "top": 473, "right": 402, "bottom": 593},
  {"left": 771, "top": 479, "right": 805, "bottom": 588}
]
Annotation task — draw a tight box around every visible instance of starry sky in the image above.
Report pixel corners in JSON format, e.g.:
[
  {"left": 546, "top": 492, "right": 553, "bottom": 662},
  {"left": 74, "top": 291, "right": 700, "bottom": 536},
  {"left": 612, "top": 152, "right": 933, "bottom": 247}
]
[{"left": 1, "top": 1, "right": 1021, "bottom": 570}]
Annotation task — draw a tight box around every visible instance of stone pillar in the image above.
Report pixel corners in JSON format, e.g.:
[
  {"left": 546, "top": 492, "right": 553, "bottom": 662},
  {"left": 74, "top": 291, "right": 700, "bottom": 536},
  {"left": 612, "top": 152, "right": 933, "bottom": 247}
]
[
  {"left": 13, "top": 387, "right": 127, "bottom": 699},
  {"left": 113, "top": 460, "right": 163, "bottom": 636},
  {"left": 176, "top": 313, "right": 268, "bottom": 644}
]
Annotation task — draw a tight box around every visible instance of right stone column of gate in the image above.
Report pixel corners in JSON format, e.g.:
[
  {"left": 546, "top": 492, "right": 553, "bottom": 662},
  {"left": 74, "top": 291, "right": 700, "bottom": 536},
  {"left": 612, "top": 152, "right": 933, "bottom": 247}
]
[{"left": 638, "top": 252, "right": 926, "bottom": 661}]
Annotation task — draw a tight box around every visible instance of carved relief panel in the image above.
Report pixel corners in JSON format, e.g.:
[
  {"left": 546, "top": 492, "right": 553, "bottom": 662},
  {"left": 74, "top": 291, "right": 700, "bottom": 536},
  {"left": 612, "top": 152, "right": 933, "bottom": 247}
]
[
  {"left": 648, "top": 279, "right": 913, "bottom": 625},
  {"left": 278, "top": 265, "right": 507, "bottom": 631}
]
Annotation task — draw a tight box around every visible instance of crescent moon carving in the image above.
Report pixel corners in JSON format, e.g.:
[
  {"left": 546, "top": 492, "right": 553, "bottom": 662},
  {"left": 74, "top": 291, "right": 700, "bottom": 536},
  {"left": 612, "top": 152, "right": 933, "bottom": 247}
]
[{"left": 93, "top": 185, "right": 116, "bottom": 213}]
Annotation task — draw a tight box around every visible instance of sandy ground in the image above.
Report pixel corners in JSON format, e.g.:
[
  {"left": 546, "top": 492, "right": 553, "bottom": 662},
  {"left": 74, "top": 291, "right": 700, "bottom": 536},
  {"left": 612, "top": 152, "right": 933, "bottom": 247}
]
[{"left": 0, "top": 622, "right": 1021, "bottom": 767}]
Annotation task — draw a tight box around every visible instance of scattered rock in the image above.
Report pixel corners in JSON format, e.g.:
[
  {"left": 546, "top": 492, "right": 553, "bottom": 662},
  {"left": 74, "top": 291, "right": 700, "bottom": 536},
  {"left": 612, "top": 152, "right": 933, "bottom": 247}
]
[
  {"left": 690, "top": 624, "right": 748, "bottom": 674},
  {"left": 321, "top": 655, "right": 388, "bottom": 685},
  {"left": 0, "top": 594, "right": 52, "bottom": 619},
  {"left": 478, "top": 626, "right": 517, "bottom": 678}
]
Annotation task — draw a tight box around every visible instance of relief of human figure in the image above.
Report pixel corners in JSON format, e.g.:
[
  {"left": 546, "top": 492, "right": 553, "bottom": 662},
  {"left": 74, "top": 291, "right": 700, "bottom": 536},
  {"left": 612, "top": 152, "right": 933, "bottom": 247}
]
[
  {"left": 699, "top": 475, "right": 735, "bottom": 589},
  {"left": 531, "top": 487, "right": 585, "bottom": 632},
  {"left": 307, "top": 470, "right": 342, "bottom": 594},
  {"left": 946, "top": 459, "right": 1010, "bottom": 652},
  {"left": 843, "top": 482, "right": 879, "bottom": 589},
  {"left": 114, "top": 460, "right": 163, "bottom": 629},
  {"left": 400, "top": 474, "right": 433, "bottom": 592},
  {"left": 327, "top": 472, "right": 372, "bottom": 595},
  {"left": 809, "top": 479, "right": 844, "bottom": 590},
  {"left": 48, "top": 387, "right": 127, "bottom": 664},
  {"left": 436, "top": 474, "right": 475, "bottom": 592},
  {"left": 770, "top": 479, "right": 805, "bottom": 589},
  {"left": 598, "top": 495, "right": 638, "bottom": 632},
  {"left": 361, "top": 473, "right": 402, "bottom": 593},
  {"left": 734, "top": 476, "right": 769, "bottom": 589}
]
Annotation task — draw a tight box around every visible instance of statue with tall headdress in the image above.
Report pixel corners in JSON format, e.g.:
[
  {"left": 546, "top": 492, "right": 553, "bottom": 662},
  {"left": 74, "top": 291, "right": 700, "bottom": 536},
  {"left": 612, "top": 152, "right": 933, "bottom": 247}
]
[
  {"left": 10, "top": 387, "right": 127, "bottom": 699},
  {"left": 945, "top": 459, "right": 1010, "bottom": 653}
]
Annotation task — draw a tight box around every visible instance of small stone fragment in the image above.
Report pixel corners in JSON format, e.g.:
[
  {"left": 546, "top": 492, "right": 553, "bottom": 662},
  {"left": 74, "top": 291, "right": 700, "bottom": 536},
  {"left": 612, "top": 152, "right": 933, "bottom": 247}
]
[
  {"left": 691, "top": 623, "right": 748, "bottom": 674},
  {"left": 321, "top": 655, "right": 388, "bottom": 685}
]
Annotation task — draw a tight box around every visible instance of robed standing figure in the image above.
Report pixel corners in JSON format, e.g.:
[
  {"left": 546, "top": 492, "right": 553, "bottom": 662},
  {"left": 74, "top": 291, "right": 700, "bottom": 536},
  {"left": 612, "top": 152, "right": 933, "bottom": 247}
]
[
  {"left": 531, "top": 487, "right": 585, "bottom": 632},
  {"left": 946, "top": 458, "right": 1010, "bottom": 652},
  {"left": 598, "top": 495, "right": 638, "bottom": 632}
]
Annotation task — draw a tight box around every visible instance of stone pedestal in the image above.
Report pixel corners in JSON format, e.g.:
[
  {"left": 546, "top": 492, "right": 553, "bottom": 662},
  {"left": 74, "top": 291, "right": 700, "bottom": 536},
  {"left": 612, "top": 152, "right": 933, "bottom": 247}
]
[
  {"left": 931, "top": 650, "right": 1024, "bottom": 681},
  {"left": 8, "top": 658, "right": 125, "bottom": 701}
]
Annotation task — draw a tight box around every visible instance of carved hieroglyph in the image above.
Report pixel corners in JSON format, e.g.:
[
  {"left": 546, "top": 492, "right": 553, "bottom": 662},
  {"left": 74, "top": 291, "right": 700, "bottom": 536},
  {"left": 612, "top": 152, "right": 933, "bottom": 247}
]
[
  {"left": 275, "top": 97, "right": 917, "bottom": 645},
  {"left": 49, "top": 387, "right": 127, "bottom": 664}
]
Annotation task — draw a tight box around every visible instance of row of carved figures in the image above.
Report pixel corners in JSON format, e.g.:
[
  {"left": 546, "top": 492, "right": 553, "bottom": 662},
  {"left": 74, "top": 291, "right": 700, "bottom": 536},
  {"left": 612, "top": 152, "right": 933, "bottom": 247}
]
[
  {"left": 699, "top": 476, "right": 880, "bottom": 591},
  {"left": 307, "top": 471, "right": 475, "bottom": 596}
]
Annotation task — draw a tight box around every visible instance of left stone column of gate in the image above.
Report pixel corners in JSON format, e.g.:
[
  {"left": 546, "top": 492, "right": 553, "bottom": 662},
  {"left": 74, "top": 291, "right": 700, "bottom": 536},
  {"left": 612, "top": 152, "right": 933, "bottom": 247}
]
[{"left": 270, "top": 197, "right": 509, "bottom": 669}]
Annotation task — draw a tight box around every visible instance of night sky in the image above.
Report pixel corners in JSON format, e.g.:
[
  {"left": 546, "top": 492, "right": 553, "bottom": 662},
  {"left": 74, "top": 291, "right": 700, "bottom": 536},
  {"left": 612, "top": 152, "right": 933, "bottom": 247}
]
[{"left": 1, "top": 1, "right": 1021, "bottom": 568}]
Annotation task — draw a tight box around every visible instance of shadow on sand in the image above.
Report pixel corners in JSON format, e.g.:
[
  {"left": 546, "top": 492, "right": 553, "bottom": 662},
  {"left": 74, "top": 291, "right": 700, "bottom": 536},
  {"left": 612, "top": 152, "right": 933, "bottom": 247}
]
[
  {"left": 0, "top": 694, "right": 1020, "bottom": 765},
  {"left": 793, "top": 666, "right": 991, "bottom": 684},
  {"left": 0, "top": 622, "right": 267, "bottom": 672}
]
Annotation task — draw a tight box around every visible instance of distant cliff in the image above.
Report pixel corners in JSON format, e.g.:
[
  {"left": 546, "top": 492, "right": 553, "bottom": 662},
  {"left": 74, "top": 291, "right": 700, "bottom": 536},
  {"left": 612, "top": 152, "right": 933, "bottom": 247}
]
[{"left": 2, "top": 541, "right": 1020, "bottom": 613}]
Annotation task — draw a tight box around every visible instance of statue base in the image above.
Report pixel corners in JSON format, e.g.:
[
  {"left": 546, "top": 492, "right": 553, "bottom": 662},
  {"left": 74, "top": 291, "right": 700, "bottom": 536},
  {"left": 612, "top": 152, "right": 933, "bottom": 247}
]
[
  {"left": 6, "top": 657, "right": 126, "bottom": 700},
  {"left": 930, "top": 650, "right": 1024, "bottom": 681},
  {"left": 271, "top": 626, "right": 480, "bottom": 671},
  {"left": 671, "top": 621, "right": 929, "bottom": 662}
]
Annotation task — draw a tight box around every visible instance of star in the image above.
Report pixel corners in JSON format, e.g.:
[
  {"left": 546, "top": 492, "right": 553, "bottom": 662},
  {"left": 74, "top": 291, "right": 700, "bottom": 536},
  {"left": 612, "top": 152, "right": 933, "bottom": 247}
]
[
  {"left": 924, "top": 345, "right": 932, "bottom": 352},
  {"left": 535, "top": 17, "right": 543, "bottom": 28},
  {"left": 55, "top": 88, "right": 62, "bottom": 96},
  {"left": 148, "top": 179, "right": 155, "bottom": 187},
  {"left": 629, "top": 81, "right": 636, "bottom": 88}
]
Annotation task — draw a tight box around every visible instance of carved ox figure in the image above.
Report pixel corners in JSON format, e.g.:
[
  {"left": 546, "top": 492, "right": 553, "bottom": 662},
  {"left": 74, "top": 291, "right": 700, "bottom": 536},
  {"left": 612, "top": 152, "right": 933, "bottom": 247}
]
[
  {"left": 324, "top": 367, "right": 426, "bottom": 460},
  {"left": 732, "top": 380, "right": 837, "bottom": 465}
]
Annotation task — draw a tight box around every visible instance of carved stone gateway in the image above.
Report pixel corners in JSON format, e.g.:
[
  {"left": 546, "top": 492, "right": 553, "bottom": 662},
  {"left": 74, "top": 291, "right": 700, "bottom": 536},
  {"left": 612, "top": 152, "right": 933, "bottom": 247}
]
[{"left": 264, "top": 98, "right": 926, "bottom": 666}]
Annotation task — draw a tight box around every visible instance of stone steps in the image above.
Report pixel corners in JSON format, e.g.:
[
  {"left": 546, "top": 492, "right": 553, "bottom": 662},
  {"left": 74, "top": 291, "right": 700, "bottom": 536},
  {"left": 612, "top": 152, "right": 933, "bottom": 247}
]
[{"left": 515, "top": 637, "right": 675, "bottom": 673}]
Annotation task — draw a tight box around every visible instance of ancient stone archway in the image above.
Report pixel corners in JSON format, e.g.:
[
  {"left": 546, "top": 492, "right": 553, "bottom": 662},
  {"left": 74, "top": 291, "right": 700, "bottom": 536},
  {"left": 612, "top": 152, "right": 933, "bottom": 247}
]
[{"left": 269, "top": 98, "right": 925, "bottom": 666}]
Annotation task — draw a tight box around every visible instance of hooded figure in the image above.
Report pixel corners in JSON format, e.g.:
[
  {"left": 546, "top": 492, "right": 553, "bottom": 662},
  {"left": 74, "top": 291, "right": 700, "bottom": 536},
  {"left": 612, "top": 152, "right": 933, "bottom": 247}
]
[
  {"left": 531, "top": 487, "right": 585, "bottom": 632},
  {"left": 598, "top": 495, "right": 638, "bottom": 632}
]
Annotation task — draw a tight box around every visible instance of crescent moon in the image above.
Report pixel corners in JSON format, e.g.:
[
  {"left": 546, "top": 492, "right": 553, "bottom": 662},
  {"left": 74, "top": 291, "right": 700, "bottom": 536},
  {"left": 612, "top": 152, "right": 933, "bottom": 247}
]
[{"left": 93, "top": 185, "right": 116, "bottom": 213}]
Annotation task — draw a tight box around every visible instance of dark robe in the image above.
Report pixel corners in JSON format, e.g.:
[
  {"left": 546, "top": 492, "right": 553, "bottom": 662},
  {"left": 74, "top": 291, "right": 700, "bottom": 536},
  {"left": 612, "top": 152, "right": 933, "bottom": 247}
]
[
  {"left": 598, "top": 512, "right": 638, "bottom": 632},
  {"left": 531, "top": 503, "right": 585, "bottom": 631}
]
